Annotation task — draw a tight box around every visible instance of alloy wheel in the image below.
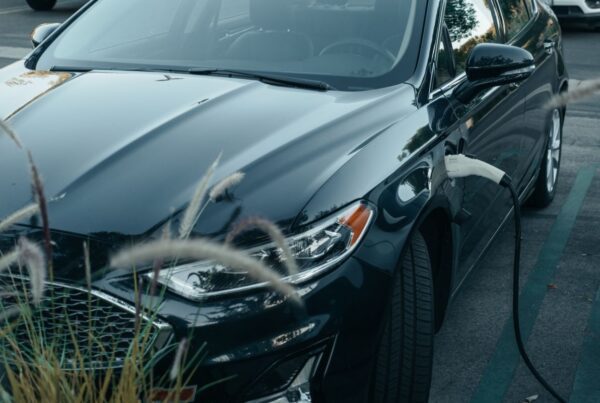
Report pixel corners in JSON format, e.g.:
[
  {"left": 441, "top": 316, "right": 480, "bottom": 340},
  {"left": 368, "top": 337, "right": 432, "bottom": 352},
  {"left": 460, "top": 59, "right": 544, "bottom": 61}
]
[{"left": 545, "top": 109, "right": 562, "bottom": 194}]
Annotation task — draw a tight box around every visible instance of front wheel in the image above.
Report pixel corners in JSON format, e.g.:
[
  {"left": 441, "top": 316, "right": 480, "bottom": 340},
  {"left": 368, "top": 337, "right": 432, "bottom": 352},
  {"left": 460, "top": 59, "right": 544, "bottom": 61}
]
[
  {"left": 371, "top": 231, "right": 434, "bottom": 403},
  {"left": 26, "top": 0, "right": 56, "bottom": 11},
  {"left": 528, "top": 107, "right": 563, "bottom": 208}
]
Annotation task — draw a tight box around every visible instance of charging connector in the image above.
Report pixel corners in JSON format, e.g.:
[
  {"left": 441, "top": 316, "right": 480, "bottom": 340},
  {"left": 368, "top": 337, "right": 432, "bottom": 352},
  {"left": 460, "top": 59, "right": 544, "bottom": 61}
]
[
  {"left": 444, "top": 154, "right": 566, "bottom": 403},
  {"left": 444, "top": 154, "right": 509, "bottom": 185}
]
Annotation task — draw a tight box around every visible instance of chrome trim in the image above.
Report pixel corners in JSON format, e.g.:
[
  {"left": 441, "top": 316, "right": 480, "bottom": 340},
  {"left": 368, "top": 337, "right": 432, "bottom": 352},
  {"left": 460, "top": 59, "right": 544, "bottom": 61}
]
[
  {"left": 0, "top": 274, "right": 172, "bottom": 331},
  {"left": 501, "top": 65, "right": 536, "bottom": 76},
  {"left": 429, "top": 72, "right": 467, "bottom": 101},
  {"left": 427, "top": 0, "right": 452, "bottom": 100},
  {"left": 0, "top": 275, "right": 174, "bottom": 369}
]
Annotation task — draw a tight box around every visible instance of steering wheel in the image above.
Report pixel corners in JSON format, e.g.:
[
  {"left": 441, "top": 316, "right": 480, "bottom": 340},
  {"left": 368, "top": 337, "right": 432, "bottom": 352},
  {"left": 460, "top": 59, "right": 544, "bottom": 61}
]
[{"left": 319, "top": 38, "right": 396, "bottom": 66}]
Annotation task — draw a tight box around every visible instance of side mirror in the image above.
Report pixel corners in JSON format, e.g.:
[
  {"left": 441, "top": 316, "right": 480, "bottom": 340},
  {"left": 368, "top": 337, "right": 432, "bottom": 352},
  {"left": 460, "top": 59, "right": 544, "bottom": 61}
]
[
  {"left": 455, "top": 43, "right": 535, "bottom": 103},
  {"left": 31, "top": 23, "right": 61, "bottom": 47}
]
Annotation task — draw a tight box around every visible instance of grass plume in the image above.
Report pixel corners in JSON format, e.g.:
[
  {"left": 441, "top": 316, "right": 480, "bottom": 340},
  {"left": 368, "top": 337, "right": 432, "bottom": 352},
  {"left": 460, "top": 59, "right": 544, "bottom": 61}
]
[
  {"left": 169, "top": 338, "right": 188, "bottom": 381},
  {"left": 178, "top": 154, "right": 221, "bottom": 240},
  {"left": 0, "top": 204, "right": 39, "bottom": 234},
  {"left": 0, "top": 119, "right": 302, "bottom": 402},
  {"left": 110, "top": 239, "right": 301, "bottom": 304},
  {"left": 0, "top": 250, "right": 19, "bottom": 273},
  {"left": 83, "top": 241, "right": 92, "bottom": 291},
  {"left": 27, "top": 151, "right": 52, "bottom": 268},
  {"left": 547, "top": 78, "right": 600, "bottom": 108},
  {"left": 209, "top": 171, "right": 245, "bottom": 202},
  {"left": 226, "top": 216, "right": 298, "bottom": 275},
  {"left": 17, "top": 237, "right": 46, "bottom": 306},
  {"left": 150, "top": 222, "right": 171, "bottom": 296}
]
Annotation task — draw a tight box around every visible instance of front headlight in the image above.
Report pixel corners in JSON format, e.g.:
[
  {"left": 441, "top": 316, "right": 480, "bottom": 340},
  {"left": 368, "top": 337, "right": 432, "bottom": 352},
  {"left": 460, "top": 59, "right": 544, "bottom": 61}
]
[{"left": 147, "top": 202, "right": 374, "bottom": 300}]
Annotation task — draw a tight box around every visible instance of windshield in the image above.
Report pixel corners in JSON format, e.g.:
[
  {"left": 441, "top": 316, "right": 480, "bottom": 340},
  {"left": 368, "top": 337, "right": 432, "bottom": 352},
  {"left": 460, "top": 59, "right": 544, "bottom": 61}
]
[{"left": 35, "top": 0, "right": 426, "bottom": 90}]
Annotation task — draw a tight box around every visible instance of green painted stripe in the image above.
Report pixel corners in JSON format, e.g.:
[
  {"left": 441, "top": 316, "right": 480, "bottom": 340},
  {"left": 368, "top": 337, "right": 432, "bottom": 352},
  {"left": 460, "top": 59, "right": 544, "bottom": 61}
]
[
  {"left": 471, "top": 167, "right": 596, "bottom": 402},
  {"left": 570, "top": 286, "right": 600, "bottom": 403}
]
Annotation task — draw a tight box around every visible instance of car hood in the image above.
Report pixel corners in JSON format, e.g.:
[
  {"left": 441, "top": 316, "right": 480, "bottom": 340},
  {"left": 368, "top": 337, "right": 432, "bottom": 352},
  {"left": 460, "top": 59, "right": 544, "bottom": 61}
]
[{"left": 0, "top": 63, "right": 418, "bottom": 243}]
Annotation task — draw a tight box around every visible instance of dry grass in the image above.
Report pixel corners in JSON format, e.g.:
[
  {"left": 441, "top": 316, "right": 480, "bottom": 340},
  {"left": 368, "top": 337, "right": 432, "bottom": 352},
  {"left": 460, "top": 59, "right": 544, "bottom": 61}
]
[
  {"left": 0, "top": 204, "right": 39, "bottom": 234},
  {"left": 178, "top": 154, "right": 221, "bottom": 240},
  {"left": 226, "top": 216, "right": 299, "bottom": 275},
  {"left": 548, "top": 78, "right": 600, "bottom": 108},
  {"left": 15, "top": 238, "right": 46, "bottom": 306},
  {"left": 110, "top": 238, "right": 301, "bottom": 305},
  {"left": 0, "top": 71, "right": 597, "bottom": 401},
  {"left": 209, "top": 171, "right": 245, "bottom": 202},
  {"left": 0, "top": 284, "right": 184, "bottom": 403},
  {"left": 0, "top": 120, "right": 298, "bottom": 402}
]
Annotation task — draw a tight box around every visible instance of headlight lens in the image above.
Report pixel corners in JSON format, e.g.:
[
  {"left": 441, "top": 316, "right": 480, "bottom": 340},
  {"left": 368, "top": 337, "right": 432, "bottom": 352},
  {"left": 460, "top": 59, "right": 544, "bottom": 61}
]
[{"left": 147, "top": 202, "right": 373, "bottom": 300}]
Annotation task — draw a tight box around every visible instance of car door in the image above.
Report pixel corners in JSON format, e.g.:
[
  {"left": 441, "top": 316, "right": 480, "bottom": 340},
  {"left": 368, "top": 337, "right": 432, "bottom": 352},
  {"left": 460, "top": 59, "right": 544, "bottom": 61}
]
[
  {"left": 440, "top": 0, "right": 528, "bottom": 280},
  {"left": 497, "top": 0, "right": 562, "bottom": 189}
]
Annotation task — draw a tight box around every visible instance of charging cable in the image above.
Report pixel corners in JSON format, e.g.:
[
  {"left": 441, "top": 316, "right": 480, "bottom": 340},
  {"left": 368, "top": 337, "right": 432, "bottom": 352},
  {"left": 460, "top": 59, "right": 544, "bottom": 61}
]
[{"left": 445, "top": 154, "right": 567, "bottom": 403}]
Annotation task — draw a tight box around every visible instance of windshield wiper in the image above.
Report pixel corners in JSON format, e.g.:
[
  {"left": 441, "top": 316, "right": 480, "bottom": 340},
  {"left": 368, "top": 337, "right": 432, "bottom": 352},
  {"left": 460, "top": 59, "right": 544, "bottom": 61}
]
[
  {"left": 188, "top": 68, "right": 334, "bottom": 91},
  {"left": 50, "top": 66, "right": 93, "bottom": 73},
  {"left": 49, "top": 66, "right": 333, "bottom": 90},
  {"left": 50, "top": 66, "right": 189, "bottom": 74}
]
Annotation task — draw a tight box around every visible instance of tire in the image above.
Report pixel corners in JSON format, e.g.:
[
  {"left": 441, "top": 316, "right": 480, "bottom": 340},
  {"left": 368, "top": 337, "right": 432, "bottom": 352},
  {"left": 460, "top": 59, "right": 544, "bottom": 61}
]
[
  {"left": 26, "top": 0, "right": 56, "bottom": 11},
  {"left": 371, "top": 231, "right": 434, "bottom": 403},
  {"left": 528, "top": 107, "right": 564, "bottom": 208}
]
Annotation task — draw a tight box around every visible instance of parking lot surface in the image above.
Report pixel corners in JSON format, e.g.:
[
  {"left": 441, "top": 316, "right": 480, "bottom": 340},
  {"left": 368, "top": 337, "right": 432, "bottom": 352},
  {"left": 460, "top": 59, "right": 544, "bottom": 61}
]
[
  {"left": 430, "top": 28, "right": 600, "bottom": 403},
  {"left": 0, "top": 3, "right": 599, "bottom": 402}
]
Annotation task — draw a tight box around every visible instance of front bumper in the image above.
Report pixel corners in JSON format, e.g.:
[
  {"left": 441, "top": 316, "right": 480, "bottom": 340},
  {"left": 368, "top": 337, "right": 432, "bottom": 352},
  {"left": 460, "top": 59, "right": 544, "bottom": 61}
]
[
  {"left": 549, "top": 0, "right": 600, "bottom": 23},
  {"left": 100, "top": 255, "right": 394, "bottom": 403}
]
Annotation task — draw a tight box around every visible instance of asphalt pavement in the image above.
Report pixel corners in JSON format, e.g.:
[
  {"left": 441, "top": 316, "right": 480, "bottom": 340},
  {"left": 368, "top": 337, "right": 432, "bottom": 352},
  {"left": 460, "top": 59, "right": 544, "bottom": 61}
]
[
  {"left": 0, "top": 0, "right": 82, "bottom": 66},
  {"left": 430, "top": 27, "right": 600, "bottom": 403},
  {"left": 0, "top": 3, "right": 599, "bottom": 403}
]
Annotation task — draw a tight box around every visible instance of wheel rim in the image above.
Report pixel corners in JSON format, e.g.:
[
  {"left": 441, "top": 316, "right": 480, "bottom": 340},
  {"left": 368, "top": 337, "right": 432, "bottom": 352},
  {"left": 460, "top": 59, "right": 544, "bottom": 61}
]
[{"left": 546, "top": 109, "right": 562, "bottom": 193}]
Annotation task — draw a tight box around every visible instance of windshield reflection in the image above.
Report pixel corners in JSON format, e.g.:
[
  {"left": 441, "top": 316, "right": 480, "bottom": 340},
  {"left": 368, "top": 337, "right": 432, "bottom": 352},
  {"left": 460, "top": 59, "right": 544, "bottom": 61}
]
[{"left": 36, "top": 0, "right": 422, "bottom": 90}]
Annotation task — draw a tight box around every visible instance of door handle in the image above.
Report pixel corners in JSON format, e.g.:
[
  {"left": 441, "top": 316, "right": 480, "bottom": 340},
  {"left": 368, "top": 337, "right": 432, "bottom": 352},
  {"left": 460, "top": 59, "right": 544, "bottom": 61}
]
[{"left": 544, "top": 40, "right": 555, "bottom": 55}]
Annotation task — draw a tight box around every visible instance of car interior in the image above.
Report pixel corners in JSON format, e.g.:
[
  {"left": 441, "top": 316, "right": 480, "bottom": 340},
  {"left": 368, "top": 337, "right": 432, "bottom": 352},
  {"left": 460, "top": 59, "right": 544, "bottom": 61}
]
[
  {"left": 211, "top": 0, "right": 414, "bottom": 76},
  {"left": 53, "top": 0, "right": 417, "bottom": 79}
]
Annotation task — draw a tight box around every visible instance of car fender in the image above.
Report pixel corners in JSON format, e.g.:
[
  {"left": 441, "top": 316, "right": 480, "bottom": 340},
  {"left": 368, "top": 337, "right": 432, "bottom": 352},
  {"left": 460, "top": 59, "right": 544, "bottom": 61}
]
[{"left": 296, "top": 95, "right": 463, "bottom": 278}]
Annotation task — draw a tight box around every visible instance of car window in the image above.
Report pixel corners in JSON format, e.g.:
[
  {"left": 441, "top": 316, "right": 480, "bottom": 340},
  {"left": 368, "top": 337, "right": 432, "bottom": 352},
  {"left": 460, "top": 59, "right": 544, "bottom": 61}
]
[
  {"left": 498, "top": 0, "right": 531, "bottom": 39},
  {"left": 72, "top": 0, "right": 183, "bottom": 52},
  {"left": 219, "top": 0, "right": 250, "bottom": 22},
  {"left": 37, "top": 0, "right": 428, "bottom": 91},
  {"left": 435, "top": 35, "right": 454, "bottom": 87},
  {"left": 444, "top": 0, "right": 499, "bottom": 75},
  {"left": 528, "top": 0, "right": 537, "bottom": 13}
]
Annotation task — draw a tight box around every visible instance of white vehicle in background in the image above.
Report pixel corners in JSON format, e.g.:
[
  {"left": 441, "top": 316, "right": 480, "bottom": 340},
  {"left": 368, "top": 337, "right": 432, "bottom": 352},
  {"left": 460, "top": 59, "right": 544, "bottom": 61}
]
[
  {"left": 26, "top": 0, "right": 56, "bottom": 11},
  {"left": 543, "top": 0, "right": 600, "bottom": 26}
]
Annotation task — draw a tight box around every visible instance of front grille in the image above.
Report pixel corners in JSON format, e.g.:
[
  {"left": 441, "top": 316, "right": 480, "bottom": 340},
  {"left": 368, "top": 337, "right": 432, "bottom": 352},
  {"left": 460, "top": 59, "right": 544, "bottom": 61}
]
[{"left": 0, "top": 277, "right": 171, "bottom": 370}]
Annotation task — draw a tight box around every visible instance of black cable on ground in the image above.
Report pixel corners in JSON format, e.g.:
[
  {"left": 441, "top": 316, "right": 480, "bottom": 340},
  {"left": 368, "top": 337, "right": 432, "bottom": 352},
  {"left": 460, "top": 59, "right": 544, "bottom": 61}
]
[
  {"left": 504, "top": 178, "right": 567, "bottom": 403},
  {"left": 444, "top": 155, "right": 569, "bottom": 401}
]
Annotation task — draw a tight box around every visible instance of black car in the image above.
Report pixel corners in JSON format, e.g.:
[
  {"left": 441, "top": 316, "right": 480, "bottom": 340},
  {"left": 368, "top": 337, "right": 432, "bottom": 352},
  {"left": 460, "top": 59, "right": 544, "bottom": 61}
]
[{"left": 0, "top": 0, "right": 567, "bottom": 402}]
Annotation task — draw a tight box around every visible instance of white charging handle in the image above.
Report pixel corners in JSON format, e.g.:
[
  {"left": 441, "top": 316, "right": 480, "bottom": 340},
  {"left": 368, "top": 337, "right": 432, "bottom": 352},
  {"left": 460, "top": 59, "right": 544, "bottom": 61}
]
[{"left": 444, "top": 154, "right": 506, "bottom": 185}]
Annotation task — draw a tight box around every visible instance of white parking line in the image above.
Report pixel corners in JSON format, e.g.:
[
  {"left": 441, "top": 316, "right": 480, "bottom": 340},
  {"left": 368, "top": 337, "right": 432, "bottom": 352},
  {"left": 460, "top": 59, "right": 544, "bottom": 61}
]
[
  {"left": 0, "top": 6, "right": 29, "bottom": 15},
  {"left": 0, "top": 46, "right": 30, "bottom": 60}
]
